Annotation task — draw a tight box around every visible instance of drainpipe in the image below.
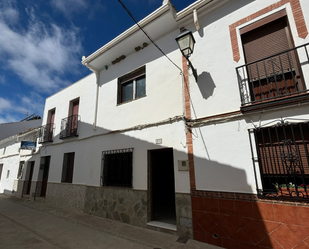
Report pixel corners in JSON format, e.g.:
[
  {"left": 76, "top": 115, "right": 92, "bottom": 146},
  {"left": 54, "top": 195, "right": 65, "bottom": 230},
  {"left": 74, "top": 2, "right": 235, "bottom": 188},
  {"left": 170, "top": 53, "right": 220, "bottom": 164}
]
[
  {"left": 83, "top": 62, "right": 100, "bottom": 130},
  {"left": 193, "top": 9, "right": 200, "bottom": 31}
]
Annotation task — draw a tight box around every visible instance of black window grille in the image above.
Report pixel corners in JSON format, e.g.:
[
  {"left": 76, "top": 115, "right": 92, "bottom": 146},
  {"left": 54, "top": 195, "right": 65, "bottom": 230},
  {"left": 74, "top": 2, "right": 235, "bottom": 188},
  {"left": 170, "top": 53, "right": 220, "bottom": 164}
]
[
  {"left": 101, "top": 148, "right": 133, "bottom": 188},
  {"left": 250, "top": 121, "right": 309, "bottom": 201}
]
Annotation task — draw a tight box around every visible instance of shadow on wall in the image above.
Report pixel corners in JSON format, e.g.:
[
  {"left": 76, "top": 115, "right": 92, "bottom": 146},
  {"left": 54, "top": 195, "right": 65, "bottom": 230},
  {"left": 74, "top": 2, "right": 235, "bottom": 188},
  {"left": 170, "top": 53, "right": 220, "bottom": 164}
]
[
  {"left": 24, "top": 119, "right": 277, "bottom": 248},
  {"left": 197, "top": 71, "right": 216, "bottom": 100}
]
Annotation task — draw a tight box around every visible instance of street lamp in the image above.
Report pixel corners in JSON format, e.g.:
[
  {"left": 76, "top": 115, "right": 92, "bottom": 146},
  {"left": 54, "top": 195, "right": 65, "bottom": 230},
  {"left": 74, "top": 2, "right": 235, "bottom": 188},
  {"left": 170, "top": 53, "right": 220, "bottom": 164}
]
[{"left": 175, "top": 29, "right": 198, "bottom": 82}]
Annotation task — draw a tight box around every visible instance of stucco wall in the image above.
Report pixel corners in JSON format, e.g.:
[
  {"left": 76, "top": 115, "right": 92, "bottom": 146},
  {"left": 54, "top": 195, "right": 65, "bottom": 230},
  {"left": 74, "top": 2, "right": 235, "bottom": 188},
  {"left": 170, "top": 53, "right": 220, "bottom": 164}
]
[
  {"left": 187, "top": 0, "right": 309, "bottom": 119},
  {"left": 41, "top": 121, "right": 190, "bottom": 193},
  {"left": 0, "top": 155, "right": 19, "bottom": 194}
]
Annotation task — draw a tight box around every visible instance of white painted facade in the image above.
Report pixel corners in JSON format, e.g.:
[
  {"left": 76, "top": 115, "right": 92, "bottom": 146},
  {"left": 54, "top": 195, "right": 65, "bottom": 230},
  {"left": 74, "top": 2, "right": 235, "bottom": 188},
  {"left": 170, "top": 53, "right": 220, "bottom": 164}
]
[
  {"left": 35, "top": 0, "right": 309, "bottom": 197},
  {"left": 0, "top": 129, "right": 40, "bottom": 195},
  {"left": 181, "top": 0, "right": 309, "bottom": 193},
  {"left": 23, "top": 0, "right": 309, "bottom": 239}
]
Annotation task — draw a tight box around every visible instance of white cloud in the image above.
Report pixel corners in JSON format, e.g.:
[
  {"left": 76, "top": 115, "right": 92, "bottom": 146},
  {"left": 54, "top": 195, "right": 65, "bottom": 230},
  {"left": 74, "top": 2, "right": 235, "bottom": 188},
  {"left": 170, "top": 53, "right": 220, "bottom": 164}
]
[
  {"left": 0, "top": 94, "right": 44, "bottom": 123},
  {"left": 0, "top": 97, "right": 12, "bottom": 113},
  {"left": 51, "top": 0, "right": 88, "bottom": 17},
  {"left": 0, "top": 5, "right": 82, "bottom": 93},
  {"left": 0, "top": 0, "right": 19, "bottom": 24}
]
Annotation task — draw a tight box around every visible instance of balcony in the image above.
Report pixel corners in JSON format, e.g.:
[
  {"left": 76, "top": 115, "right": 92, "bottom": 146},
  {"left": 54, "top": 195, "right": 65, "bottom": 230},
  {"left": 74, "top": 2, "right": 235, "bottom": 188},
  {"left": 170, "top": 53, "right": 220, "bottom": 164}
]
[
  {"left": 60, "top": 114, "right": 80, "bottom": 139},
  {"left": 38, "top": 124, "right": 54, "bottom": 143},
  {"left": 236, "top": 43, "right": 309, "bottom": 111}
]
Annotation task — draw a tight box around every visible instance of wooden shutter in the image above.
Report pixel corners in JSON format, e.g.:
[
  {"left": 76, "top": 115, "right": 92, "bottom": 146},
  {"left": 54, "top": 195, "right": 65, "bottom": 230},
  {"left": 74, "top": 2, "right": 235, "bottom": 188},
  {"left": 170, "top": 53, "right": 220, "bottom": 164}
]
[
  {"left": 242, "top": 17, "right": 291, "bottom": 78},
  {"left": 72, "top": 100, "right": 79, "bottom": 116}
]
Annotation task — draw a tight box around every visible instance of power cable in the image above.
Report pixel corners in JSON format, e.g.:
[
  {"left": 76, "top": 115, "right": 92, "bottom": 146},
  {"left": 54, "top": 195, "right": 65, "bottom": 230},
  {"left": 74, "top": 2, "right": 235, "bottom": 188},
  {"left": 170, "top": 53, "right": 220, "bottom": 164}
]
[{"left": 117, "top": 0, "right": 183, "bottom": 73}]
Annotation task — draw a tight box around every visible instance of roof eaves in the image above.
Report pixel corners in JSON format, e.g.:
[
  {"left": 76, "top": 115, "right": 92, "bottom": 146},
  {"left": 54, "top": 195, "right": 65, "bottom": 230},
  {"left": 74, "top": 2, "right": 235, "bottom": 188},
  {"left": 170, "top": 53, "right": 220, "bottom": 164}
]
[{"left": 81, "top": 3, "right": 171, "bottom": 65}]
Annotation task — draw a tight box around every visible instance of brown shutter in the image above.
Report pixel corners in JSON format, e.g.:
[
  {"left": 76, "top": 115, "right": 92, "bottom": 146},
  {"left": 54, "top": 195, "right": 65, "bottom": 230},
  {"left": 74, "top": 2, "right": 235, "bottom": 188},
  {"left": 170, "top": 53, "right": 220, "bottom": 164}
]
[
  {"left": 242, "top": 17, "right": 291, "bottom": 78},
  {"left": 72, "top": 100, "right": 79, "bottom": 116},
  {"left": 241, "top": 16, "right": 302, "bottom": 101}
]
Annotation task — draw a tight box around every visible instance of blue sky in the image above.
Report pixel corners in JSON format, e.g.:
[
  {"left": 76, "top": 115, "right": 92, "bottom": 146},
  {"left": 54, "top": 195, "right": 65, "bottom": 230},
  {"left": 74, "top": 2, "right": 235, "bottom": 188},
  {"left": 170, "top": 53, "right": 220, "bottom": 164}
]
[{"left": 0, "top": 0, "right": 195, "bottom": 123}]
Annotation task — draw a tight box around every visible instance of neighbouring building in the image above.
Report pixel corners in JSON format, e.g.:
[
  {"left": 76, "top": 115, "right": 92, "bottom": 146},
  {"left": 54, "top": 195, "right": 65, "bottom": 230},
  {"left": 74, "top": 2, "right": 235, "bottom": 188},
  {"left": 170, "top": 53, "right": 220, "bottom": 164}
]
[
  {"left": 0, "top": 127, "right": 40, "bottom": 197},
  {"left": 16, "top": 0, "right": 309, "bottom": 248},
  {"left": 0, "top": 114, "right": 41, "bottom": 140}
]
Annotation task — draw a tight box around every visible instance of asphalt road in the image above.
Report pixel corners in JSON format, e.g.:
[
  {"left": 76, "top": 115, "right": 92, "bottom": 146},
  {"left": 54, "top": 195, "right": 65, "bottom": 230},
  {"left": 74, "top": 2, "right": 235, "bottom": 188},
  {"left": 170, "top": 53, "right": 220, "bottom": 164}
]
[{"left": 0, "top": 195, "right": 222, "bottom": 249}]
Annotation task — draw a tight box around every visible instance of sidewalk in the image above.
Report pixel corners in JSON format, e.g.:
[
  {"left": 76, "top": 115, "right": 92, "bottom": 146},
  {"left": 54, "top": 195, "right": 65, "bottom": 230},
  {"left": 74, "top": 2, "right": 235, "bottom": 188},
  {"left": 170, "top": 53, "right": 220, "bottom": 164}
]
[{"left": 0, "top": 195, "right": 223, "bottom": 249}]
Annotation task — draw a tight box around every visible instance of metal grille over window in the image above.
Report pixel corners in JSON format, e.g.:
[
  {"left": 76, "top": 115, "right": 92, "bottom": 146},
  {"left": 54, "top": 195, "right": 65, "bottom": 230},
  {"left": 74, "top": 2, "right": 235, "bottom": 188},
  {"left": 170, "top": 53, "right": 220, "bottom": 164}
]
[
  {"left": 101, "top": 148, "right": 133, "bottom": 188},
  {"left": 249, "top": 121, "right": 309, "bottom": 201}
]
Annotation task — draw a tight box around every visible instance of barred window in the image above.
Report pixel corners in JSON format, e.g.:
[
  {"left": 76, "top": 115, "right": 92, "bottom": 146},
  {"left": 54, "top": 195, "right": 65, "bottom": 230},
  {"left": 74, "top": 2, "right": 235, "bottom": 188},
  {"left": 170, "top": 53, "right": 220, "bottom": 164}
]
[
  {"left": 251, "top": 121, "right": 309, "bottom": 200},
  {"left": 101, "top": 148, "right": 133, "bottom": 188}
]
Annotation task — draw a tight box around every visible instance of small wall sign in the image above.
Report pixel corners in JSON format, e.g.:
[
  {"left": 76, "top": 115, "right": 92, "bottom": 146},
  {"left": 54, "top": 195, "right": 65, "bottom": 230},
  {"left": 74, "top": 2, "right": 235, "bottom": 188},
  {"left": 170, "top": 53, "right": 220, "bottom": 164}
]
[{"left": 155, "top": 138, "right": 162, "bottom": 144}]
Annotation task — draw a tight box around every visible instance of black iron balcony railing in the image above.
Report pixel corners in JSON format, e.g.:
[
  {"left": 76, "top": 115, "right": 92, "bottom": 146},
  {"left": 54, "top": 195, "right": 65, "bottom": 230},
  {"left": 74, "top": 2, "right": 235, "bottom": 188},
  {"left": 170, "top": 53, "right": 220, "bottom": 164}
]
[
  {"left": 60, "top": 114, "right": 80, "bottom": 139},
  {"left": 237, "top": 43, "right": 309, "bottom": 106},
  {"left": 249, "top": 121, "right": 309, "bottom": 201},
  {"left": 38, "top": 123, "right": 54, "bottom": 143}
]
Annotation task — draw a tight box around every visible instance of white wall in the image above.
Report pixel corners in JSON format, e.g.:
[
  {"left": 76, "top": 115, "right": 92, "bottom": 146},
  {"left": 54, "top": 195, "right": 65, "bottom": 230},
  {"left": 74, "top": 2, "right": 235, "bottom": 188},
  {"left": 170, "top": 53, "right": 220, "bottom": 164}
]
[
  {"left": 41, "top": 121, "right": 190, "bottom": 193},
  {"left": 184, "top": 0, "right": 309, "bottom": 193},
  {"left": 42, "top": 73, "right": 96, "bottom": 142},
  {"left": 187, "top": 0, "right": 309, "bottom": 119},
  {"left": 96, "top": 30, "right": 183, "bottom": 131}
]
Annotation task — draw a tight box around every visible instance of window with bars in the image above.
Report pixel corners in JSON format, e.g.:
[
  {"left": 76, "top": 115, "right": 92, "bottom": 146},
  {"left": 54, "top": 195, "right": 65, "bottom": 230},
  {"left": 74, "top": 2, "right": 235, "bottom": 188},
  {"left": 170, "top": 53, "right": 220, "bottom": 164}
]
[
  {"left": 117, "top": 67, "right": 146, "bottom": 104},
  {"left": 101, "top": 148, "right": 133, "bottom": 188},
  {"left": 61, "top": 152, "right": 75, "bottom": 183},
  {"left": 251, "top": 121, "right": 309, "bottom": 200}
]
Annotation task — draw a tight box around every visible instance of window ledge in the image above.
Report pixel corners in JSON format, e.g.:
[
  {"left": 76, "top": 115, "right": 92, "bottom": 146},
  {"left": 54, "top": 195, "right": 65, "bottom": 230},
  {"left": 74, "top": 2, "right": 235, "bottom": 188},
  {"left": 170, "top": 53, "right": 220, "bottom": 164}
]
[
  {"left": 117, "top": 95, "right": 147, "bottom": 106},
  {"left": 241, "top": 92, "right": 309, "bottom": 113}
]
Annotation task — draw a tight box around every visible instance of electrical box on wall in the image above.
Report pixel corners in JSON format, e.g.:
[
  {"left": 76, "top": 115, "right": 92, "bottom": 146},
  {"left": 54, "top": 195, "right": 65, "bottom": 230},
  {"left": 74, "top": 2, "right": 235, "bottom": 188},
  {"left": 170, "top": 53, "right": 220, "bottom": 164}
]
[{"left": 178, "top": 160, "right": 189, "bottom": 171}]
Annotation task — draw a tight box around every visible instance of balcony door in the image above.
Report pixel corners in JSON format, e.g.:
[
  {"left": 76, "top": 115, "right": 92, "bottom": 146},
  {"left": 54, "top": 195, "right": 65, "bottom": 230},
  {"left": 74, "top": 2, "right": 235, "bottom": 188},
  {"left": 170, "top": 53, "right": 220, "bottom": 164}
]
[
  {"left": 241, "top": 11, "right": 304, "bottom": 102},
  {"left": 68, "top": 99, "right": 79, "bottom": 136},
  {"left": 46, "top": 109, "right": 55, "bottom": 141}
]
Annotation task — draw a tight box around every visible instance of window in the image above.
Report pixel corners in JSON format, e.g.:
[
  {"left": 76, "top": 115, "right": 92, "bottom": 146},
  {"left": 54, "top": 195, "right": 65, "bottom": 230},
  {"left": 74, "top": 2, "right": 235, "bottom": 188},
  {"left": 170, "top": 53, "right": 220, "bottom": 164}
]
[
  {"left": 118, "top": 67, "right": 146, "bottom": 104},
  {"left": 61, "top": 152, "right": 75, "bottom": 183},
  {"left": 6, "top": 170, "right": 10, "bottom": 179},
  {"left": 17, "top": 161, "right": 25, "bottom": 179},
  {"left": 251, "top": 121, "right": 309, "bottom": 200},
  {"left": 101, "top": 148, "right": 133, "bottom": 187},
  {"left": 237, "top": 10, "right": 307, "bottom": 107}
]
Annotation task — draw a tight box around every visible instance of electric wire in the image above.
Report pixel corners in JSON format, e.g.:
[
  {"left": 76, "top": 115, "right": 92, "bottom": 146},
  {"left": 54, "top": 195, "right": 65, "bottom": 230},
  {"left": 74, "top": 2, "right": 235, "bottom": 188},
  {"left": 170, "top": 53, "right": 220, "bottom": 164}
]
[
  {"left": 117, "top": 0, "right": 183, "bottom": 73},
  {"left": 117, "top": 0, "right": 210, "bottom": 157}
]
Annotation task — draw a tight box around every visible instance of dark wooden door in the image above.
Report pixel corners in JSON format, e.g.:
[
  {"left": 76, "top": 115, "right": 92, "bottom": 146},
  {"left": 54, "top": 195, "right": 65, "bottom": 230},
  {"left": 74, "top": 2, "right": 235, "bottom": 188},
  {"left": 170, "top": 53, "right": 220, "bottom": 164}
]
[
  {"left": 71, "top": 100, "right": 79, "bottom": 135},
  {"left": 26, "top": 162, "right": 35, "bottom": 195},
  {"left": 41, "top": 156, "right": 50, "bottom": 197},
  {"left": 0, "top": 164, "right": 3, "bottom": 181}
]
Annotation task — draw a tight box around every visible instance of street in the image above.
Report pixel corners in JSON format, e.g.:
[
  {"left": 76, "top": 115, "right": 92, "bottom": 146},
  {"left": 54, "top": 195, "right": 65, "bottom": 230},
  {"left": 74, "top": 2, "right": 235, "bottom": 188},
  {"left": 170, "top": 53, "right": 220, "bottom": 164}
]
[{"left": 0, "top": 195, "right": 221, "bottom": 249}]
